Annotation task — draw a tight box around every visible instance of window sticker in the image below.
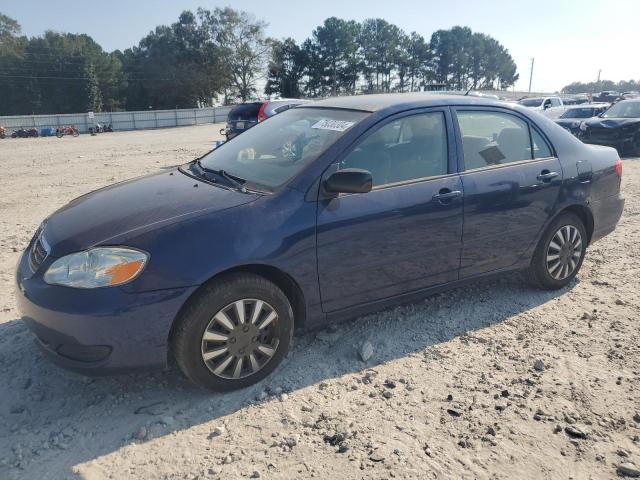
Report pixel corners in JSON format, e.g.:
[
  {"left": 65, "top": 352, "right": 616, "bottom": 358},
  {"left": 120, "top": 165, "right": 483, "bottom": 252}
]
[{"left": 311, "top": 119, "right": 355, "bottom": 132}]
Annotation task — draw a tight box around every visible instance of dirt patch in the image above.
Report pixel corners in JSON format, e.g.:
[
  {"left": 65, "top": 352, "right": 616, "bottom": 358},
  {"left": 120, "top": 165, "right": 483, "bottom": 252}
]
[{"left": 0, "top": 126, "right": 638, "bottom": 479}]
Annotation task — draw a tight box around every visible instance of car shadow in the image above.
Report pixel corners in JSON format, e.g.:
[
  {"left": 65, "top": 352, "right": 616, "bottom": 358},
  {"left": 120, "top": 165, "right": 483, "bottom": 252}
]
[{"left": 0, "top": 272, "right": 573, "bottom": 479}]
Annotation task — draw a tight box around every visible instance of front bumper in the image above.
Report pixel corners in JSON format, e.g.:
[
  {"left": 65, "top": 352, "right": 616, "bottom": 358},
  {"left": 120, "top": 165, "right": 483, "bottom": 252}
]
[{"left": 15, "top": 249, "right": 196, "bottom": 374}]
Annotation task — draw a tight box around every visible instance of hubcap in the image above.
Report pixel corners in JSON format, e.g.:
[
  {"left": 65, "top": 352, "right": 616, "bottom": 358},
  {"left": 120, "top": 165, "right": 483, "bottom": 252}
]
[
  {"left": 546, "top": 225, "right": 583, "bottom": 281},
  {"left": 201, "top": 299, "right": 279, "bottom": 380}
]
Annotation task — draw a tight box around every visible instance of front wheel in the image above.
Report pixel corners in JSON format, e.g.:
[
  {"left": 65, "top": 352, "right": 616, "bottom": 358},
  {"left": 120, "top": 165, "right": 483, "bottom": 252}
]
[
  {"left": 172, "top": 273, "right": 294, "bottom": 391},
  {"left": 527, "top": 213, "right": 587, "bottom": 290}
]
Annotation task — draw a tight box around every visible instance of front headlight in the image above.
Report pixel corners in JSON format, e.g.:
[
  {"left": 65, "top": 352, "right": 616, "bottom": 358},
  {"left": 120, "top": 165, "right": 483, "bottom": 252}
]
[{"left": 44, "top": 247, "right": 148, "bottom": 288}]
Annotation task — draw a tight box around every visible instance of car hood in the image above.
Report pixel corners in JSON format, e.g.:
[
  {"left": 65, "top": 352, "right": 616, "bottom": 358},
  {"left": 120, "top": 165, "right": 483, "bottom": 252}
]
[
  {"left": 584, "top": 117, "right": 640, "bottom": 129},
  {"left": 42, "top": 168, "right": 258, "bottom": 257}
]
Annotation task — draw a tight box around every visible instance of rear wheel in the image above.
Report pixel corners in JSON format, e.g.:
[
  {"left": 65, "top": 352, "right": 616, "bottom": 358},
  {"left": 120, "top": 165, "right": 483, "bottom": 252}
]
[
  {"left": 528, "top": 213, "right": 587, "bottom": 290},
  {"left": 172, "top": 273, "right": 294, "bottom": 391}
]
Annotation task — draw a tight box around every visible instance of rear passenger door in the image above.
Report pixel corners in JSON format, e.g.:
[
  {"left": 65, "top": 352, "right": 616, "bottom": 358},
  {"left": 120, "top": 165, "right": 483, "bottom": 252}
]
[{"left": 453, "top": 108, "right": 562, "bottom": 277}]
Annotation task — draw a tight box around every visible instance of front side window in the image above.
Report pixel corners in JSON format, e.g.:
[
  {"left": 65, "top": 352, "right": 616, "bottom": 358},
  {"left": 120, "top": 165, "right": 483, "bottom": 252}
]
[
  {"left": 199, "top": 108, "right": 368, "bottom": 189},
  {"left": 339, "top": 112, "right": 448, "bottom": 187},
  {"left": 458, "top": 111, "right": 537, "bottom": 170}
]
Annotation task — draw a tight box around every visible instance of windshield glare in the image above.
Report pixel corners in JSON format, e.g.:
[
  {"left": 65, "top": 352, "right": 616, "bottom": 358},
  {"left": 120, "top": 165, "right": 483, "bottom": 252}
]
[
  {"left": 519, "top": 98, "right": 543, "bottom": 107},
  {"left": 561, "top": 108, "right": 595, "bottom": 119},
  {"left": 199, "top": 108, "right": 368, "bottom": 189},
  {"left": 601, "top": 101, "right": 640, "bottom": 119}
]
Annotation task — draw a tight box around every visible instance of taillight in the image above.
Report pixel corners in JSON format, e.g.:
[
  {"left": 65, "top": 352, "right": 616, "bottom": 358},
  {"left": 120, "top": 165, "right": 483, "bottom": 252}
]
[
  {"left": 615, "top": 159, "right": 623, "bottom": 178},
  {"left": 257, "top": 102, "right": 268, "bottom": 122}
]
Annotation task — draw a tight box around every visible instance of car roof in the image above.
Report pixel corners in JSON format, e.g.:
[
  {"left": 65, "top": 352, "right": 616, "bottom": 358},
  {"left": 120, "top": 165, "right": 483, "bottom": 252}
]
[{"left": 301, "top": 92, "right": 505, "bottom": 113}]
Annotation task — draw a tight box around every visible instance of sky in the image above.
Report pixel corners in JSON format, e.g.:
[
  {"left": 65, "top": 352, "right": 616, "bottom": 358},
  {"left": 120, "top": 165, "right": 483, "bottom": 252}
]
[{"left": 2, "top": 0, "right": 638, "bottom": 92}]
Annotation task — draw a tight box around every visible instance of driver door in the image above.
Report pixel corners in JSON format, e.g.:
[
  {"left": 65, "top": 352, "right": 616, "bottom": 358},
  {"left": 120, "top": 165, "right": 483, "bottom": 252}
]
[{"left": 316, "top": 109, "right": 464, "bottom": 313}]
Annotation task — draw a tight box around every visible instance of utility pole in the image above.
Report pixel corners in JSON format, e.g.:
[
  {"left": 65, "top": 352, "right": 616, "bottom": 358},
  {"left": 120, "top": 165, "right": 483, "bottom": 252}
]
[
  {"left": 528, "top": 58, "right": 535, "bottom": 94},
  {"left": 597, "top": 69, "right": 601, "bottom": 83}
]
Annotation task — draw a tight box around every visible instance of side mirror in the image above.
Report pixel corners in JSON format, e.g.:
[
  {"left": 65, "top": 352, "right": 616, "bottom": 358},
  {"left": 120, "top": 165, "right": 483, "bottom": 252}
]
[
  {"left": 543, "top": 102, "right": 551, "bottom": 110},
  {"left": 323, "top": 168, "right": 373, "bottom": 195}
]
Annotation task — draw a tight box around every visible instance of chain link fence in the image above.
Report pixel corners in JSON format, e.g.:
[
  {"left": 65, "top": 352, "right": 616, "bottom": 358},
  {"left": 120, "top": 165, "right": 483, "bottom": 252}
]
[{"left": 0, "top": 106, "right": 232, "bottom": 135}]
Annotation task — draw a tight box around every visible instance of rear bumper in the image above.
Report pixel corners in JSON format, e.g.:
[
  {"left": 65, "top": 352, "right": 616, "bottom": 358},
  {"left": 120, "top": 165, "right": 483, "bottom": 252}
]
[
  {"left": 15, "top": 250, "right": 196, "bottom": 375},
  {"left": 591, "top": 193, "right": 625, "bottom": 243}
]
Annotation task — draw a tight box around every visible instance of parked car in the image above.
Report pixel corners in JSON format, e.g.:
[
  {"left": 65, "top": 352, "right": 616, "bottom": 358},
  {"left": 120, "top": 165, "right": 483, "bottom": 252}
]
[
  {"left": 220, "top": 99, "right": 311, "bottom": 140},
  {"left": 554, "top": 103, "right": 610, "bottom": 135},
  {"left": 17, "top": 93, "right": 624, "bottom": 391},
  {"left": 594, "top": 91, "right": 621, "bottom": 103},
  {"left": 621, "top": 91, "right": 639, "bottom": 100},
  {"left": 580, "top": 99, "right": 640, "bottom": 156},
  {"left": 518, "top": 96, "right": 565, "bottom": 118}
]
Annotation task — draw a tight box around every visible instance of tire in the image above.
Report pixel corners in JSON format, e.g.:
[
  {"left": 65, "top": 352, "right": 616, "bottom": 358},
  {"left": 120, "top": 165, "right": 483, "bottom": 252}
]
[
  {"left": 172, "top": 273, "right": 294, "bottom": 391},
  {"left": 527, "top": 212, "right": 587, "bottom": 290}
]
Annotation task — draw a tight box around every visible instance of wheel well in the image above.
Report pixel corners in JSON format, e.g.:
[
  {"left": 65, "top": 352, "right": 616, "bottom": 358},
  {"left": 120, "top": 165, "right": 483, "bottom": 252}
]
[
  {"left": 168, "top": 264, "right": 306, "bottom": 352},
  {"left": 560, "top": 204, "right": 594, "bottom": 244}
]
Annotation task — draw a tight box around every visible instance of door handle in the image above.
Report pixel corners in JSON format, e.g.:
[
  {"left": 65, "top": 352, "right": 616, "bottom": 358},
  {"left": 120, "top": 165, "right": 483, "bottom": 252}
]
[
  {"left": 537, "top": 170, "right": 559, "bottom": 182},
  {"left": 432, "top": 189, "right": 462, "bottom": 203}
]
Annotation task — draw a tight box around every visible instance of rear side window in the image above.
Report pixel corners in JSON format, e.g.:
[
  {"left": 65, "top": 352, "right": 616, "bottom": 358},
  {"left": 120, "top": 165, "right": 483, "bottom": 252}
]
[
  {"left": 531, "top": 128, "right": 552, "bottom": 158},
  {"left": 458, "top": 111, "right": 550, "bottom": 170},
  {"left": 340, "top": 112, "right": 448, "bottom": 187}
]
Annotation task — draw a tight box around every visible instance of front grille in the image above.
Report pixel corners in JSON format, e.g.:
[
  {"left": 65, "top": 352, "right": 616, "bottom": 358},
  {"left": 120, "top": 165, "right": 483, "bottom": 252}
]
[{"left": 29, "top": 231, "right": 49, "bottom": 271}]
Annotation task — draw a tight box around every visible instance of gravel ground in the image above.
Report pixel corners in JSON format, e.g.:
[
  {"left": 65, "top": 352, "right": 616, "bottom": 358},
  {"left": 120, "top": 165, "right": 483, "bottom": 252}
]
[{"left": 0, "top": 125, "right": 638, "bottom": 480}]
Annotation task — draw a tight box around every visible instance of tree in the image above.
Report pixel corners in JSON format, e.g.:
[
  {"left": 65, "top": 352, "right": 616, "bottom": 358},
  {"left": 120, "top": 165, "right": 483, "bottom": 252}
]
[
  {"left": 122, "top": 10, "right": 229, "bottom": 110},
  {"left": 0, "top": 15, "right": 125, "bottom": 115},
  {"left": 84, "top": 62, "right": 103, "bottom": 111},
  {"left": 429, "top": 26, "right": 518, "bottom": 90},
  {"left": 304, "top": 17, "right": 360, "bottom": 96},
  {"left": 265, "top": 38, "right": 307, "bottom": 98},
  {"left": 359, "top": 18, "right": 402, "bottom": 92},
  {"left": 211, "top": 7, "right": 270, "bottom": 102},
  {"left": 562, "top": 79, "right": 639, "bottom": 94}
]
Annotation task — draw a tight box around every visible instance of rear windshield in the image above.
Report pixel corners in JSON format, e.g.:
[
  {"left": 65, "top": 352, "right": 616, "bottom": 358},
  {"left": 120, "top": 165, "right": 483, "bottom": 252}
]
[
  {"left": 519, "top": 98, "right": 543, "bottom": 107},
  {"left": 561, "top": 108, "right": 595, "bottom": 119},
  {"left": 229, "top": 103, "right": 262, "bottom": 121},
  {"left": 200, "top": 107, "right": 369, "bottom": 189}
]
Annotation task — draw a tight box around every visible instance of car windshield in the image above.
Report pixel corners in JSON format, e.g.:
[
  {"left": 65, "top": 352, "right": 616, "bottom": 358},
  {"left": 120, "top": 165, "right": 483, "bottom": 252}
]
[
  {"left": 561, "top": 108, "right": 595, "bottom": 119},
  {"left": 198, "top": 108, "right": 368, "bottom": 190},
  {"left": 519, "top": 98, "right": 543, "bottom": 107},
  {"left": 601, "top": 101, "right": 640, "bottom": 119}
]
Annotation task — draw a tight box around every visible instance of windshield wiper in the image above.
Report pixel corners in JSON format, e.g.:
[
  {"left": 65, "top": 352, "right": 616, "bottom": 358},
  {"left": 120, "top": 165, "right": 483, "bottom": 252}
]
[{"left": 195, "top": 160, "right": 247, "bottom": 193}]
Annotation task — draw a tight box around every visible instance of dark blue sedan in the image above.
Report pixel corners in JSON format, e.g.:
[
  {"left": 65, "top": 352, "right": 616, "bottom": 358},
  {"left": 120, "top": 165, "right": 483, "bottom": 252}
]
[{"left": 16, "top": 94, "right": 624, "bottom": 390}]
